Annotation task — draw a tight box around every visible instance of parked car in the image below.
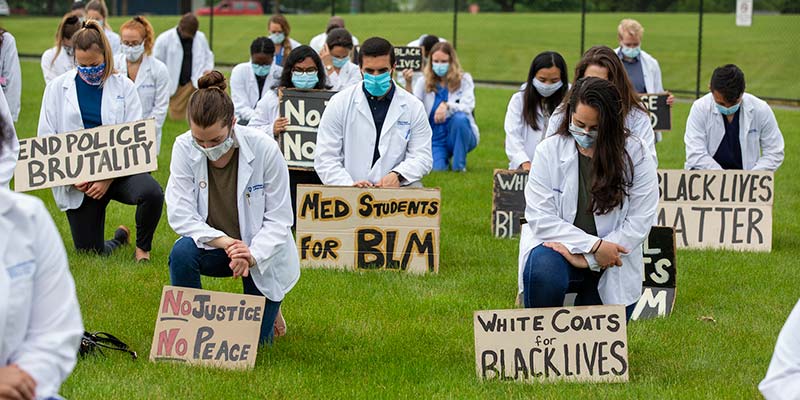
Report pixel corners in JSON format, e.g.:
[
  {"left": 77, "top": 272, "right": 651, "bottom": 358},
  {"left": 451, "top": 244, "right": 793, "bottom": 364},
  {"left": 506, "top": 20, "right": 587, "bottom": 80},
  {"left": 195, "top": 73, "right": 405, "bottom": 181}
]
[{"left": 197, "top": 0, "right": 263, "bottom": 16}]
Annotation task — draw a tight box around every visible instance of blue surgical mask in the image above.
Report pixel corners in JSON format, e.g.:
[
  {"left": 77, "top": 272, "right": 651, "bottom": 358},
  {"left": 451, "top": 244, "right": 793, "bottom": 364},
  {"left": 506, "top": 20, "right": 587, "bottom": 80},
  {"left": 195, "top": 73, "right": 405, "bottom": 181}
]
[
  {"left": 332, "top": 56, "right": 349, "bottom": 69},
  {"left": 252, "top": 63, "right": 271, "bottom": 77},
  {"left": 569, "top": 121, "right": 597, "bottom": 149},
  {"left": 363, "top": 71, "right": 392, "bottom": 97},
  {"left": 716, "top": 102, "right": 741, "bottom": 116},
  {"left": 269, "top": 32, "right": 285, "bottom": 44},
  {"left": 620, "top": 45, "right": 640, "bottom": 59},
  {"left": 432, "top": 62, "right": 449, "bottom": 77},
  {"left": 77, "top": 62, "right": 106, "bottom": 86},
  {"left": 292, "top": 71, "right": 319, "bottom": 89},
  {"left": 532, "top": 79, "right": 563, "bottom": 98}
]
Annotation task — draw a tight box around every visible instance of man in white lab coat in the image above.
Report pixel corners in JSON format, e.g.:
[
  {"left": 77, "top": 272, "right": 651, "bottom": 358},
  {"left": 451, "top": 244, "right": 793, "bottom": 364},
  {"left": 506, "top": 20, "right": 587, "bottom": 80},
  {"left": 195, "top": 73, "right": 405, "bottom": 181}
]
[
  {"left": 315, "top": 37, "right": 432, "bottom": 188},
  {"left": 684, "top": 64, "right": 784, "bottom": 171}
]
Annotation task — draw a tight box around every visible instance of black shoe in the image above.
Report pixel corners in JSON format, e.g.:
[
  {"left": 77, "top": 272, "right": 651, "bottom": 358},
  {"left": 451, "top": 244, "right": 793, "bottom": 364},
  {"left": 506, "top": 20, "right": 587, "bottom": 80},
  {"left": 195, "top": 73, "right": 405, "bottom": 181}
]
[{"left": 114, "top": 226, "right": 130, "bottom": 246}]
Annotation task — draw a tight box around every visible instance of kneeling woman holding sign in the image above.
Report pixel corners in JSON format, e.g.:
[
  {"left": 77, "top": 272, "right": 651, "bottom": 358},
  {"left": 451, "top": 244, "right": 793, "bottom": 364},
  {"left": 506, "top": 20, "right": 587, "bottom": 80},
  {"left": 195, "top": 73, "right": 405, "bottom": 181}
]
[
  {"left": 519, "top": 77, "right": 657, "bottom": 320},
  {"left": 166, "top": 71, "right": 300, "bottom": 344},
  {"left": 37, "top": 20, "right": 164, "bottom": 262}
]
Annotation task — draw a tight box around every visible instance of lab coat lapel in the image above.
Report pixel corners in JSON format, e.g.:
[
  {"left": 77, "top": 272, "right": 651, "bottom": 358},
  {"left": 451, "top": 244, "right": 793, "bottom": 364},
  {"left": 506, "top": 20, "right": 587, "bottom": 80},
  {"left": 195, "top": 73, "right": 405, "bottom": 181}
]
[
  {"left": 353, "top": 89, "right": 374, "bottom": 127},
  {"left": 236, "top": 133, "right": 255, "bottom": 224},
  {"left": 377, "top": 92, "right": 406, "bottom": 156},
  {"left": 558, "top": 144, "right": 579, "bottom": 223},
  {"left": 0, "top": 199, "right": 12, "bottom": 346},
  {"left": 62, "top": 74, "right": 83, "bottom": 129},
  {"left": 739, "top": 99, "right": 755, "bottom": 165}
]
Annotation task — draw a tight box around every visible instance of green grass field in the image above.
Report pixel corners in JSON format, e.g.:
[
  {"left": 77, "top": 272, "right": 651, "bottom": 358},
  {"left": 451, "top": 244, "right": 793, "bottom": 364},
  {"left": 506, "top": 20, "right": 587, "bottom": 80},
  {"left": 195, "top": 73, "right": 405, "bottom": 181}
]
[
  {"left": 7, "top": 11, "right": 800, "bottom": 398},
  {"left": 3, "top": 12, "right": 800, "bottom": 99}
]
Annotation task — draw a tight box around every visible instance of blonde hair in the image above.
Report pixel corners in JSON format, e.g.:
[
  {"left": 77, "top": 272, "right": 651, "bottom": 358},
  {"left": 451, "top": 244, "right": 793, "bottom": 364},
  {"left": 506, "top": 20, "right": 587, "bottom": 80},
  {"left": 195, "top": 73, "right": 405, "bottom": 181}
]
[
  {"left": 268, "top": 14, "right": 293, "bottom": 59},
  {"left": 424, "top": 42, "right": 463, "bottom": 93},
  {"left": 120, "top": 15, "right": 155, "bottom": 55},
  {"left": 52, "top": 11, "right": 82, "bottom": 66},
  {"left": 72, "top": 20, "right": 115, "bottom": 85},
  {"left": 617, "top": 19, "right": 644, "bottom": 40},
  {"left": 85, "top": 0, "right": 112, "bottom": 30}
]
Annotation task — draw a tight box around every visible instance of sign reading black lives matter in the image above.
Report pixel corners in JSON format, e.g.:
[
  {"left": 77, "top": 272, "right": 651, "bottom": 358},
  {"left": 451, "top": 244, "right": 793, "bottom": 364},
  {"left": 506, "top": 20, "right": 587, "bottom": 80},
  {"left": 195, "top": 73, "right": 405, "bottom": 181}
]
[
  {"left": 640, "top": 93, "right": 671, "bottom": 131},
  {"left": 279, "top": 88, "right": 336, "bottom": 169},
  {"left": 474, "top": 305, "right": 629, "bottom": 383},
  {"left": 657, "top": 169, "right": 773, "bottom": 251},
  {"left": 632, "top": 226, "right": 677, "bottom": 321},
  {"left": 394, "top": 46, "right": 423, "bottom": 71},
  {"left": 14, "top": 119, "right": 157, "bottom": 192},
  {"left": 296, "top": 184, "right": 441, "bottom": 274},
  {"left": 492, "top": 169, "right": 528, "bottom": 238}
]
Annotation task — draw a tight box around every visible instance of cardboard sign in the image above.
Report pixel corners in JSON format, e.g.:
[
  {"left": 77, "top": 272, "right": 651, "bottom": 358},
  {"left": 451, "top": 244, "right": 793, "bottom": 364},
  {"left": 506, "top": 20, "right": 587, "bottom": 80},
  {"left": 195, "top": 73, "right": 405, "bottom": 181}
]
[
  {"left": 632, "top": 226, "right": 677, "bottom": 320},
  {"left": 474, "top": 306, "right": 628, "bottom": 383},
  {"left": 279, "top": 88, "right": 336, "bottom": 169},
  {"left": 656, "top": 169, "right": 773, "bottom": 251},
  {"left": 149, "top": 286, "right": 265, "bottom": 369},
  {"left": 14, "top": 119, "right": 157, "bottom": 192},
  {"left": 394, "top": 46, "right": 423, "bottom": 71},
  {"left": 492, "top": 169, "right": 527, "bottom": 238},
  {"left": 737, "top": 0, "right": 753, "bottom": 26},
  {"left": 295, "top": 184, "right": 441, "bottom": 274},
  {"left": 640, "top": 94, "right": 671, "bottom": 131}
]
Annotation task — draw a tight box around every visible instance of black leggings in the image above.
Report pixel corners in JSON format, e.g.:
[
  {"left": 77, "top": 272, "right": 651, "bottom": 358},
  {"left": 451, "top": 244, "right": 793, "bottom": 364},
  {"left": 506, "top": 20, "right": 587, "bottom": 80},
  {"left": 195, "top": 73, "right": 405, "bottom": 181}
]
[{"left": 65, "top": 173, "right": 164, "bottom": 255}]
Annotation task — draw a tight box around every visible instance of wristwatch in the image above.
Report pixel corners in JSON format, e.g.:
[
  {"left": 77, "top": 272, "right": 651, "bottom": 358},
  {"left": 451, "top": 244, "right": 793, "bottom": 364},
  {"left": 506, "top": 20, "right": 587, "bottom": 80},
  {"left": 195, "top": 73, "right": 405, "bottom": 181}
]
[{"left": 325, "top": 64, "right": 333, "bottom": 71}]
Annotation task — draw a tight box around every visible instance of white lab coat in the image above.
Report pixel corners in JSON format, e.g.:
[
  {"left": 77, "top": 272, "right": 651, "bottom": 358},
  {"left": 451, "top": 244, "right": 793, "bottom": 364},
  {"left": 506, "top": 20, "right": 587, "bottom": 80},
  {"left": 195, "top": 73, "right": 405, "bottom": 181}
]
[
  {"left": 230, "top": 61, "right": 283, "bottom": 124},
  {"left": 166, "top": 125, "right": 300, "bottom": 302},
  {"left": 40, "top": 46, "right": 74, "bottom": 85},
  {"left": 315, "top": 83, "right": 433, "bottom": 185},
  {"left": 326, "top": 61, "right": 362, "bottom": 91},
  {"left": 413, "top": 72, "right": 480, "bottom": 145},
  {"left": 0, "top": 32, "right": 21, "bottom": 121},
  {"left": 760, "top": 298, "right": 800, "bottom": 400},
  {"left": 37, "top": 70, "right": 143, "bottom": 211},
  {"left": 309, "top": 32, "right": 360, "bottom": 53},
  {"left": 517, "top": 134, "right": 658, "bottom": 306},
  {"left": 504, "top": 88, "right": 547, "bottom": 170},
  {"left": 105, "top": 28, "right": 121, "bottom": 57},
  {"left": 153, "top": 28, "right": 214, "bottom": 96},
  {"left": 0, "top": 187, "right": 83, "bottom": 400},
  {"left": 684, "top": 92, "right": 784, "bottom": 171},
  {"left": 0, "top": 89, "right": 18, "bottom": 189},
  {"left": 114, "top": 54, "right": 170, "bottom": 154},
  {"left": 613, "top": 47, "right": 664, "bottom": 93},
  {"left": 248, "top": 89, "right": 279, "bottom": 135}
]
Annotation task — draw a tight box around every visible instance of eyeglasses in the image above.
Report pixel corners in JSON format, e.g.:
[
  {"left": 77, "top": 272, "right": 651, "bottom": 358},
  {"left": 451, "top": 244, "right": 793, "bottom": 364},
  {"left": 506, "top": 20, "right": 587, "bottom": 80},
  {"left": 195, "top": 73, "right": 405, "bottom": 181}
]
[{"left": 80, "top": 331, "right": 138, "bottom": 360}]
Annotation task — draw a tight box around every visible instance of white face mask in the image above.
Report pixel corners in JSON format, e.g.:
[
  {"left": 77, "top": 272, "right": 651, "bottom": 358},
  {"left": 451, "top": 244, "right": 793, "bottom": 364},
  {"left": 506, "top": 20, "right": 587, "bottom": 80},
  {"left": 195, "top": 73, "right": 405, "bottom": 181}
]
[
  {"left": 123, "top": 43, "right": 145, "bottom": 62},
  {"left": 192, "top": 130, "right": 236, "bottom": 161},
  {"left": 532, "top": 79, "right": 563, "bottom": 98}
]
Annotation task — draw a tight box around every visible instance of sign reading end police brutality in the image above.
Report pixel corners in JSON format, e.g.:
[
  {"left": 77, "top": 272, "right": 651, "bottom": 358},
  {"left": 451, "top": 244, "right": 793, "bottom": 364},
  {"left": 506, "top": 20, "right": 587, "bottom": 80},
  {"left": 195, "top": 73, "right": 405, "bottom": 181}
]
[
  {"left": 149, "top": 286, "right": 265, "bottom": 369},
  {"left": 14, "top": 119, "right": 157, "bottom": 192},
  {"left": 296, "top": 184, "right": 441, "bottom": 274},
  {"left": 279, "top": 88, "right": 336, "bottom": 169},
  {"left": 474, "top": 306, "right": 628, "bottom": 383}
]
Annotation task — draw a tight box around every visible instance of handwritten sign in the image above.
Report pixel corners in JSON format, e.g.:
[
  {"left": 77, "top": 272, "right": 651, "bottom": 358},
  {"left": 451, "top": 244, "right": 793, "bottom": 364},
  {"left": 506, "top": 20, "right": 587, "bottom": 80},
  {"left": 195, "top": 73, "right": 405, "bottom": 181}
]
[
  {"left": 657, "top": 169, "right": 773, "bottom": 251},
  {"left": 149, "top": 286, "right": 265, "bottom": 369},
  {"left": 296, "top": 184, "right": 441, "bottom": 274},
  {"left": 394, "top": 46, "right": 423, "bottom": 71},
  {"left": 737, "top": 0, "right": 753, "bottom": 26},
  {"left": 474, "top": 306, "right": 628, "bottom": 383},
  {"left": 640, "top": 93, "right": 671, "bottom": 131},
  {"left": 279, "top": 88, "right": 336, "bottom": 169},
  {"left": 492, "top": 169, "right": 527, "bottom": 238},
  {"left": 632, "top": 226, "right": 677, "bottom": 320},
  {"left": 14, "top": 119, "right": 157, "bottom": 192}
]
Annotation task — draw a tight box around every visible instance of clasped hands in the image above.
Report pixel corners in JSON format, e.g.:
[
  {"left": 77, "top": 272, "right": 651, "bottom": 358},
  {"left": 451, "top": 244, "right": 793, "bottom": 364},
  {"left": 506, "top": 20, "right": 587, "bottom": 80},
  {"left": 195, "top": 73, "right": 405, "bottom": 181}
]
[{"left": 544, "top": 239, "right": 628, "bottom": 270}]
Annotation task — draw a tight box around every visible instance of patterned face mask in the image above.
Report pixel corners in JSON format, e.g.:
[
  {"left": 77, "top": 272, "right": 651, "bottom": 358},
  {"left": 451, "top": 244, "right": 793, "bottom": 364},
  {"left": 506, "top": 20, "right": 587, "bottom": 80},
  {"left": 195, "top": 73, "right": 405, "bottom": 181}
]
[{"left": 77, "top": 62, "right": 106, "bottom": 86}]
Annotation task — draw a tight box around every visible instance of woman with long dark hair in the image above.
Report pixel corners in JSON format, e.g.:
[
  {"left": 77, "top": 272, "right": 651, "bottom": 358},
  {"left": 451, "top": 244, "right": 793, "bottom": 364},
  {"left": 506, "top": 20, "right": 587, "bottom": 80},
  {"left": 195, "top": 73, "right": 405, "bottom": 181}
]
[{"left": 518, "top": 77, "right": 658, "bottom": 321}]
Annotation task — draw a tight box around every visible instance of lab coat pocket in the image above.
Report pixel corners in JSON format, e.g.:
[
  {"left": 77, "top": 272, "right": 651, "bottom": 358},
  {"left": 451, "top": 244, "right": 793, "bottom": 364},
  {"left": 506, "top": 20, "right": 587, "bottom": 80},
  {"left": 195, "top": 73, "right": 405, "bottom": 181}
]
[{"left": 5, "top": 259, "right": 35, "bottom": 344}]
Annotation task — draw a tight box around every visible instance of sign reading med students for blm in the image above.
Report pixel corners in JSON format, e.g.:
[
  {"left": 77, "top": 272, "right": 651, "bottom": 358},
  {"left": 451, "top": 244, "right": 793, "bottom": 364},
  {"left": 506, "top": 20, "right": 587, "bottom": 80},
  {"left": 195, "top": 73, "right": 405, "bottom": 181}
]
[
  {"left": 474, "top": 305, "right": 628, "bottom": 383},
  {"left": 492, "top": 169, "right": 527, "bottom": 238},
  {"left": 640, "top": 94, "right": 671, "bottom": 131},
  {"left": 279, "top": 88, "right": 336, "bottom": 169},
  {"left": 14, "top": 119, "right": 157, "bottom": 192},
  {"left": 657, "top": 169, "right": 773, "bottom": 251},
  {"left": 150, "top": 286, "right": 265, "bottom": 370},
  {"left": 296, "top": 184, "right": 441, "bottom": 274}
]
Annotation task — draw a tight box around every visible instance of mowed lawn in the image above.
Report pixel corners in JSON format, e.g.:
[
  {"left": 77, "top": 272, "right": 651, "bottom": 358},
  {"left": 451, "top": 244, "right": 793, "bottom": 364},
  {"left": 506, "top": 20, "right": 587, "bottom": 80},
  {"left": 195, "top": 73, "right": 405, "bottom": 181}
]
[
  {"left": 3, "top": 12, "right": 800, "bottom": 100},
  {"left": 10, "top": 33, "right": 800, "bottom": 398}
]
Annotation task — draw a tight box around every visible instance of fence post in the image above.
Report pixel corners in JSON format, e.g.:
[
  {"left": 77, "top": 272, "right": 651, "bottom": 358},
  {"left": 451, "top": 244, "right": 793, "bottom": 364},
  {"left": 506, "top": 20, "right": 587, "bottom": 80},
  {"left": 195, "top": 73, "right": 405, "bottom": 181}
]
[
  {"left": 453, "top": 0, "right": 459, "bottom": 49},
  {"left": 580, "top": 0, "right": 586, "bottom": 56},
  {"left": 331, "top": 0, "right": 335, "bottom": 16},
  {"left": 696, "top": 0, "right": 704, "bottom": 99},
  {"left": 209, "top": 0, "right": 214, "bottom": 51}
]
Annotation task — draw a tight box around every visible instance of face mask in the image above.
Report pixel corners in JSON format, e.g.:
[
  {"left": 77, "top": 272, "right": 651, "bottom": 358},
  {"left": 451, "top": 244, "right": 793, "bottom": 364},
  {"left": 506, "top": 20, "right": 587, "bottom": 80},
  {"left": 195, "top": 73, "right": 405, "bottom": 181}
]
[
  {"left": 269, "top": 32, "right": 285, "bottom": 44},
  {"left": 621, "top": 45, "right": 640, "bottom": 59},
  {"left": 292, "top": 71, "right": 319, "bottom": 89},
  {"left": 569, "top": 121, "right": 597, "bottom": 149},
  {"left": 716, "top": 102, "right": 741, "bottom": 116},
  {"left": 64, "top": 46, "right": 74, "bottom": 57},
  {"left": 122, "top": 43, "right": 145, "bottom": 62},
  {"left": 532, "top": 79, "right": 563, "bottom": 98},
  {"left": 192, "top": 130, "right": 235, "bottom": 161},
  {"left": 432, "top": 62, "right": 449, "bottom": 77},
  {"left": 77, "top": 62, "right": 106, "bottom": 86},
  {"left": 252, "top": 63, "right": 271, "bottom": 77},
  {"left": 332, "top": 56, "right": 349, "bottom": 69},
  {"left": 363, "top": 71, "right": 392, "bottom": 97}
]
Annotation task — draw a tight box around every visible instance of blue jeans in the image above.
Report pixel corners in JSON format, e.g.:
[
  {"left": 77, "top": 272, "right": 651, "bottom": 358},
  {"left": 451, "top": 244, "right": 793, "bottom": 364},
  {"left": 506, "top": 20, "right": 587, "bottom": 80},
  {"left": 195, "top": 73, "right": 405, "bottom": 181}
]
[
  {"left": 168, "top": 237, "right": 282, "bottom": 344},
  {"left": 523, "top": 244, "right": 636, "bottom": 321},
  {"left": 431, "top": 112, "right": 477, "bottom": 171}
]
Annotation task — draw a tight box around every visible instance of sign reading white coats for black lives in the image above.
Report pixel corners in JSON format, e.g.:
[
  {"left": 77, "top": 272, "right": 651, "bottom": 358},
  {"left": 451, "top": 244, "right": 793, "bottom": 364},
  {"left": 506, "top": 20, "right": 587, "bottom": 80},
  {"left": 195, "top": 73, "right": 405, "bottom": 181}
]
[
  {"left": 394, "top": 46, "right": 423, "bottom": 71},
  {"left": 474, "top": 306, "right": 628, "bottom": 383},
  {"left": 632, "top": 226, "right": 677, "bottom": 321},
  {"left": 14, "top": 119, "right": 157, "bottom": 192},
  {"left": 279, "top": 88, "right": 336, "bottom": 170},
  {"left": 149, "top": 286, "right": 265, "bottom": 370},
  {"left": 296, "top": 184, "right": 441, "bottom": 274},
  {"left": 492, "top": 169, "right": 527, "bottom": 238},
  {"left": 657, "top": 169, "right": 773, "bottom": 251},
  {"left": 640, "top": 93, "right": 671, "bottom": 131}
]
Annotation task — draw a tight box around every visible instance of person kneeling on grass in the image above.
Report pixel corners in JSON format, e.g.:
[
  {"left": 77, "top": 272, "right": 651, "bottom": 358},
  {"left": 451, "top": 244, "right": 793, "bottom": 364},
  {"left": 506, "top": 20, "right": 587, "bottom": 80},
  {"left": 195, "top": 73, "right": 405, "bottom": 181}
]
[
  {"left": 518, "top": 77, "right": 658, "bottom": 321},
  {"left": 166, "top": 71, "right": 299, "bottom": 344}
]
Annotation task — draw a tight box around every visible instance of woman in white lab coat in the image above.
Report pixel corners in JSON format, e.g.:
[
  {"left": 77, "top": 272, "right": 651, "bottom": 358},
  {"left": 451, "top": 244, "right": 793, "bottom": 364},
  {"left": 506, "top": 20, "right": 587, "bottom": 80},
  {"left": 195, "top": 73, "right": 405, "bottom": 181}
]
[
  {"left": 318, "top": 28, "right": 361, "bottom": 91},
  {"left": 0, "top": 90, "right": 17, "bottom": 188},
  {"left": 0, "top": 112, "right": 83, "bottom": 400},
  {"left": 166, "top": 71, "right": 300, "bottom": 344},
  {"left": 519, "top": 77, "right": 658, "bottom": 321},
  {"left": 267, "top": 14, "right": 301, "bottom": 67},
  {"left": 38, "top": 21, "right": 164, "bottom": 262},
  {"left": 760, "top": 298, "right": 800, "bottom": 399},
  {"left": 41, "top": 12, "right": 82, "bottom": 84},
  {"left": 0, "top": 28, "right": 21, "bottom": 122},
  {"left": 115, "top": 16, "right": 170, "bottom": 155},
  {"left": 413, "top": 41, "right": 479, "bottom": 172},
  {"left": 230, "top": 37, "right": 283, "bottom": 125},
  {"left": 85, "top": 0, "right": 120, "bottom": 56},
  {"left": 504, "top": 51, "right": 569, "bottom": 171}
]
